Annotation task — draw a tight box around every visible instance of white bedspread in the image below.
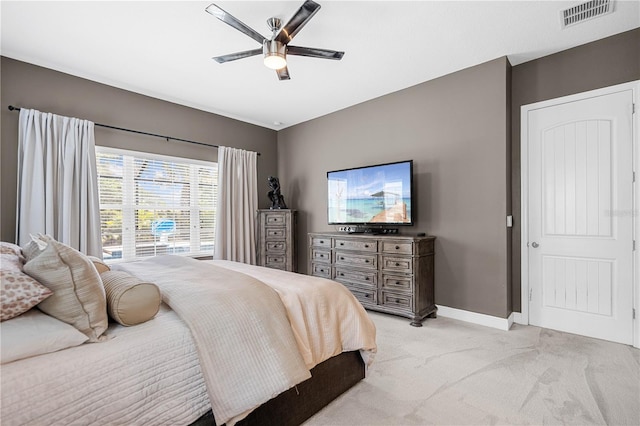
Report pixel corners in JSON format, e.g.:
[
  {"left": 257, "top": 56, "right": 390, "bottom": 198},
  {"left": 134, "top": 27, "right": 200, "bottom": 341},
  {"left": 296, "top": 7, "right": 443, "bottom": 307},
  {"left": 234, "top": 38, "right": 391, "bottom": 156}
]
[
  {"left": 1, "top": 305, "right": 211, "bottom": 426},
  {"left": 116, "top": 256, "right": 312, "bottom": 425}
]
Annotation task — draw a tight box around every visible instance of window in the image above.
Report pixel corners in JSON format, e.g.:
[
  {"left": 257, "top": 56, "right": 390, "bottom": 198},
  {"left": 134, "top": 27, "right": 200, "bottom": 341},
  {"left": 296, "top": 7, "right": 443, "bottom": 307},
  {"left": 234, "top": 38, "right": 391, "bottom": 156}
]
[{"left": 96, "top": 147, "right": 217, "bottom": 263}]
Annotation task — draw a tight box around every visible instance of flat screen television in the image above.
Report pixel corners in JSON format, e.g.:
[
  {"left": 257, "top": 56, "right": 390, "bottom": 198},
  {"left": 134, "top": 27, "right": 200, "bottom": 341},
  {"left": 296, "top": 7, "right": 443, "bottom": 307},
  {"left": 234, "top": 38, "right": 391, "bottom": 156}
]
[{"left": 327, "top": 160, "right": 413, "bottom": 226}]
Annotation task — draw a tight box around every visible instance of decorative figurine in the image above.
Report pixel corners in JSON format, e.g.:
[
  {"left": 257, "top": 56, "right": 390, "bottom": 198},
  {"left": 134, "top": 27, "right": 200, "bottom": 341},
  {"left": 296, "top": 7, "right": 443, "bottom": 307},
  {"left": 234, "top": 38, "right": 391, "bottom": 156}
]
[{"left": 267, "top": 176, "right": 287, "bottom": 209}]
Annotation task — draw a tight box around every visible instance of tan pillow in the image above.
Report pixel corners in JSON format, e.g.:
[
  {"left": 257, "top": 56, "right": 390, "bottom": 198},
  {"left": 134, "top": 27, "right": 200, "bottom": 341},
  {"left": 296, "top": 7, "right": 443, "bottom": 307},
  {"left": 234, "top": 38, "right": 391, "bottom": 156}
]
[
  {"left": 21, "top": 234, "right": 47, "bottom": 262},
  {"left": 23, "top": 237, "right": 108, "bottom": 342},
  {"left": 101, "top": 270, "right": 161, "bottom": 326},
  {"left": 87, "top": 255, "right": 110, "bottom": 274}
]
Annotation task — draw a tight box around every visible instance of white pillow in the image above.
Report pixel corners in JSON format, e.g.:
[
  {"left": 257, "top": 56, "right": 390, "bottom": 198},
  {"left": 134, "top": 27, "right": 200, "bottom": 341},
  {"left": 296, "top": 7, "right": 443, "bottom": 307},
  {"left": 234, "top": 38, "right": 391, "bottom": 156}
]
[{"left": 0, "top": 309, "right": 89, "bottom": 364}]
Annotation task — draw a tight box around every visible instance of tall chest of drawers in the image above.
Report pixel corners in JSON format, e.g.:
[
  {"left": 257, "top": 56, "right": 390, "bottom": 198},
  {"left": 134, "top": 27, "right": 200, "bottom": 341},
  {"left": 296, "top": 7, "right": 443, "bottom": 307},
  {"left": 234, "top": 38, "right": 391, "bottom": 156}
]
[
  {"left": 257, "top": 209, "right": 297, "bottom": 272},
  {"left": 308, "top": 232, "right": 436, "bottom": 326}
]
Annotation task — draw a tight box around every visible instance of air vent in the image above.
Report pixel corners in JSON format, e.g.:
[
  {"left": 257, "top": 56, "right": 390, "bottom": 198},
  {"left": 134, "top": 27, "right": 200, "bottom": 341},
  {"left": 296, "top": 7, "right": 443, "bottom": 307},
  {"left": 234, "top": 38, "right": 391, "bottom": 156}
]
[{"left": 561, "top": 0, "right": 613, "bottom": 28}]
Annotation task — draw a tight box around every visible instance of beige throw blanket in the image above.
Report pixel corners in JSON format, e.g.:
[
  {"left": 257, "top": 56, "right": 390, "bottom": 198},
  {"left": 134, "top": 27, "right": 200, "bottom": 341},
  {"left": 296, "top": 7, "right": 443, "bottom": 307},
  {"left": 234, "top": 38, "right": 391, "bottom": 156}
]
[
  {"left": 115, "top": 256, "right": 311, "bottom": 426},
  {"left": 210, "top": 260, "right": 377, "bottom": 369}
]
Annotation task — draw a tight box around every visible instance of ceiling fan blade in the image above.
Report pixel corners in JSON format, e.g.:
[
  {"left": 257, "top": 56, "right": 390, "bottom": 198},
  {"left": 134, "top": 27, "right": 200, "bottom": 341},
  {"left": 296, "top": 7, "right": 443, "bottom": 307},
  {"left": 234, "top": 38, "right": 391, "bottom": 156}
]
[
  {"left": 213, "top": 48, "right": 262, "bottom": 64},
  {"left": 277, "top": 67, "right": 291, "bottom": 80},
  {"left": 287, "top": 46, "right": 344, "bottom": 60},
  {"left": 275, "top": 0, "right": 321, "bottom": 45},
  {"left": 205, "top": 3, "right": 265, "bottom": 45}
]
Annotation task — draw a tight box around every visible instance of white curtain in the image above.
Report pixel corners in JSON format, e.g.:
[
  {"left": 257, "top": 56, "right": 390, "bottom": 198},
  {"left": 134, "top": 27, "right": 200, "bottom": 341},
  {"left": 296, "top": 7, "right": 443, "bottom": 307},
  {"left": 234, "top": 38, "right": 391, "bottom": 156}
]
[
  {"left": 214, "top": 146, "right": 258, "bottom": 264},
  {"left": 16, "top": 108, "right": 102, "bottom": 257}
]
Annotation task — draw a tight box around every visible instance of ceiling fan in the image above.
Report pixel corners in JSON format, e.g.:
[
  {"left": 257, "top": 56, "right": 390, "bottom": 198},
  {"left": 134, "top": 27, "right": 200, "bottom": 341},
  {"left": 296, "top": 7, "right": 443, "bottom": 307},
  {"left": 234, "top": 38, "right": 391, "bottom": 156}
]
[{"left": 205, "top": 0, "right": 344, "bottom": 80}]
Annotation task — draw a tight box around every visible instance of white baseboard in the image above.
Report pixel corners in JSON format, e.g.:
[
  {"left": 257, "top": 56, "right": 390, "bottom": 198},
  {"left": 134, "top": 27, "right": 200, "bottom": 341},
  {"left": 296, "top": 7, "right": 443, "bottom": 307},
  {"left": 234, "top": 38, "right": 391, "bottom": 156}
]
[
  {"left": 436, "top": 305, "right": 513, "bottom": 331},
  {"left": 512, "top": 312, "right": 524, "bottom": 325}
]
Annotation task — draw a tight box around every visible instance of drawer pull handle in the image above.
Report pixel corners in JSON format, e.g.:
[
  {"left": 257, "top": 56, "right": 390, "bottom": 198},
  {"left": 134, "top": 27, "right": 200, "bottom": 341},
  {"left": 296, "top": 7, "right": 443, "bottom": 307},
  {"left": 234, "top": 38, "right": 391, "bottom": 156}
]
[
  {"left": 319, "top": 254, "right": 324, "bottom": 257},
  {"left": 396, "top": 281, "right": 400, "bottom": 285},
  {"left": 340, "top": 273, "right": 344, "bottom": 276},
  {"left": 395, "top": 262, "right": 400, "bottom": 266},
  {"left": 395, "top": 298, "right": 401, "bottom": 303},
  {"left": 365, "top": 294, "right": 370, "bottom": 298},
  {"left": 340, "top": 257, "right": 344, "bottom": 260},
  {"left": 364, "top": 244, "right": 369, "bottom": 248},
  {"left": 365, "top": 260, "right": 370, "bottom": 263},
  {"left": 319, "top": 240, "right": 324, "bottom": 244},
  {"left": 340, "top": 242, "right": 344, "bottom": 246},
  {"left": 365, "top": 277, "right": 370, "bottom": 281},
  {"left": 395, "top": 245, "right": 400, "bottom": 249}
]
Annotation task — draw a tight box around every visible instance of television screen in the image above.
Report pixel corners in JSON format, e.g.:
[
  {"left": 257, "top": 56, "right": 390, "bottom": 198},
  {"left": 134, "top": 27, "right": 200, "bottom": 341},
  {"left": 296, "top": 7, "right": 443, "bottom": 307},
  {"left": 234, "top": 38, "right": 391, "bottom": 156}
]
[{"left": 327, "top": 160, "right": 413, "bottom": 225}]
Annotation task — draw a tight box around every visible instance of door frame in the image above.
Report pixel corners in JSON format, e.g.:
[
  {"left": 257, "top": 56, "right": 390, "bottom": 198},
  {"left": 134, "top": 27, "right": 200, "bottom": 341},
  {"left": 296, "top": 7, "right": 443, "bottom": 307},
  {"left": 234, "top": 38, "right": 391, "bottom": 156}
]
[{"left": 519, "top": 81, "right": 640, "bottom": 348}]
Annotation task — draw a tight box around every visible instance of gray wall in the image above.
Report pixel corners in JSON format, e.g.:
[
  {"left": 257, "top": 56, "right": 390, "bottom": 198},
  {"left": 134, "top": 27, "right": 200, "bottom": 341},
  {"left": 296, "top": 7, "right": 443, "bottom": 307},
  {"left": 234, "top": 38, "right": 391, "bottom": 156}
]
[
  {"left": 3, "top": 28, "right": 637, "bottom": 319},
  {"left": 510, "top": 28, "right": 640, "bottom": 312},
  {"left": 278, "top": 57, "right": 511, "bottom": 318},
  {"left": 1, "top": 57, "right": 278, "bottom": 243}
]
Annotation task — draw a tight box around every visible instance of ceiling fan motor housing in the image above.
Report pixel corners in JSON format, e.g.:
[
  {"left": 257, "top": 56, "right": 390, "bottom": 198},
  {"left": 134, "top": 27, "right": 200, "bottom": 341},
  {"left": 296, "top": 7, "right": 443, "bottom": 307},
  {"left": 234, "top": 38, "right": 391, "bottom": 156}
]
[{"left": 263, "top": 39, "right": 287, "bottom": 69}]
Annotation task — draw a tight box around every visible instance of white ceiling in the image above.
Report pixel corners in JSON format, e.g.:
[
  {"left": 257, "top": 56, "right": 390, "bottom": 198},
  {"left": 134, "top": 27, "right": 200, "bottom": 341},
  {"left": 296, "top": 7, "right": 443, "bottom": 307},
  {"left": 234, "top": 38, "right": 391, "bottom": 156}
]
[{"left": 1, "top": 1, "right": 639, "bottom": 130}]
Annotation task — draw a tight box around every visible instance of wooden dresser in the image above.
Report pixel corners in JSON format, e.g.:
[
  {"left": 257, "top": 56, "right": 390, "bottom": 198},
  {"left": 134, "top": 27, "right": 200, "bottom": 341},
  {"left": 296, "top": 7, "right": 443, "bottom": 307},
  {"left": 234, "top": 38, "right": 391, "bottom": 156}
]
[
  {"left": 257, "top": 209, "right": 297, "bottom": 272},
  {"left": 308, "top": 232, "right": 436, "bottom": 326}
]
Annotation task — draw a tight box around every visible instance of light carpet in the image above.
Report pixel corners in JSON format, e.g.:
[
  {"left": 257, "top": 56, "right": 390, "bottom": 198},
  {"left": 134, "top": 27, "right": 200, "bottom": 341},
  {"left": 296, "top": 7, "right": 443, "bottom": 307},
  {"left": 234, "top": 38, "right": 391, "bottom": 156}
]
[{"left": 306, "top": 312, "right": 640, "bottom": 425}]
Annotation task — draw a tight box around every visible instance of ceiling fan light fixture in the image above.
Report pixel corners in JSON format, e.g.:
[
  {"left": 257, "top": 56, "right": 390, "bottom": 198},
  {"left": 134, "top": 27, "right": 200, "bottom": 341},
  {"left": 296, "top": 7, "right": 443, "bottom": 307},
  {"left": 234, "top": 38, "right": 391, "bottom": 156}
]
[{"left": 263, "top": 40, "right": 287, "bottom": 70}]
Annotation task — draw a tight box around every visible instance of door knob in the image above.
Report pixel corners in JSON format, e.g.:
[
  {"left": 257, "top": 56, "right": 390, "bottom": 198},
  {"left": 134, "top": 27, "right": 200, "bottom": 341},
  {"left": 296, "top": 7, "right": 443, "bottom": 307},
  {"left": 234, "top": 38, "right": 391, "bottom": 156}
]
[{"left": 531, "top": 242, "right": 539, "bottom": 248}]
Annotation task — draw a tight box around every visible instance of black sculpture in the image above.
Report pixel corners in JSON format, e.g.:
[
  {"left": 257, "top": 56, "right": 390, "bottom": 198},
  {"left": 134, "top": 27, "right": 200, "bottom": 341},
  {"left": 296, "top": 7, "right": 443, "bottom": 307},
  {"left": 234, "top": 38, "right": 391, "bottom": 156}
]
[{"left": 267, "top": 176, "right": 287, "bottom": 209}]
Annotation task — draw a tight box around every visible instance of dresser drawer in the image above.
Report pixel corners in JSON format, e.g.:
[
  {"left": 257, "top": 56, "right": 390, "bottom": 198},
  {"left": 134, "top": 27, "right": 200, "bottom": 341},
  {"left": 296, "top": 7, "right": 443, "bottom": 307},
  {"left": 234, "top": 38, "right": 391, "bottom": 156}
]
[
  {"left": 310, "top": 262, "right": 331, "bottom": 278},
  {"left": 264, "top": 212, "right": 286, "bottom": 225},
  {"left": 265, "top": 254, "right": 286, "bottom": 269},
  {"left": 265, "top": 227, "right": 286, "bottom": 240},
  {"left": 334, "top": 239, "right": 377, "bottom": 252},
  {"left": 335, "top": 267, "right": 377, "bottom": 288},
  {"left": 266, "top": 241, "right": 286, "bottom": 252},
  {"left": 382, "top": 255, "right": 413, "bottom": 273},
  {"left": 311, "top": 248, "right": 331, "bottom": 263},
  {"left": 310, "top": 236, "right": 332, "bottom": 248},
  {"left": 382, "top": 241, "right": 413, "bottom": 255},
  {"left": 345, "top": 285, "right": 377, "bottom": 306},
  {"left": 335, "top": 251, "right": 377, "bottom": 269},
  {"left": 381, "top": 291, "right": 412, "bottom": 311},
  {"left": 382, "top": 274, "right": 413, "bottom": 292}
]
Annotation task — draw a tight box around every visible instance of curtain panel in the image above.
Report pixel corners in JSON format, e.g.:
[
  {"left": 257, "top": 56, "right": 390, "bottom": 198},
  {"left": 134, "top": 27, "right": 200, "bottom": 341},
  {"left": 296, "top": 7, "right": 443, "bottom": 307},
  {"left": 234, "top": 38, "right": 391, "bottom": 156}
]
[
  {"left": 16, "top": 109, "right": 102, "bottom": 257},
  {"left": 214, "top": 146, "right": 258, "bottom": 264}
]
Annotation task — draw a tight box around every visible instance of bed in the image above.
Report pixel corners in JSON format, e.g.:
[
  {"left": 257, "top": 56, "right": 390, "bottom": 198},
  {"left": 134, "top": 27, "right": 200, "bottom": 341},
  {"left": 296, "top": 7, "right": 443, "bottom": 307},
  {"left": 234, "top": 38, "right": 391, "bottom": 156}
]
[{"left": 0, "top": 241, "right": 377, "bottom": 426}]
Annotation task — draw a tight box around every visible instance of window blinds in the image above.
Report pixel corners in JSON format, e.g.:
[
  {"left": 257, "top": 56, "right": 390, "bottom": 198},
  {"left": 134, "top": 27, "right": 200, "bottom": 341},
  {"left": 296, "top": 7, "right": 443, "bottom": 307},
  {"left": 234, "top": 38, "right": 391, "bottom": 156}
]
[{"left": 96, "top": 147, "right": 217, "bottom": 262}]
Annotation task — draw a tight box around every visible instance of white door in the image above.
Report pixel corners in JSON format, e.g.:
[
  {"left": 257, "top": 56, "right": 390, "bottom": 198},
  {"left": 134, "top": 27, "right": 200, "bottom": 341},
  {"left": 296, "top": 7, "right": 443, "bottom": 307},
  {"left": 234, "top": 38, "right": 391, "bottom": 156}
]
[{"left": 527, "top": 89, "right": 634, "bottom": 345}]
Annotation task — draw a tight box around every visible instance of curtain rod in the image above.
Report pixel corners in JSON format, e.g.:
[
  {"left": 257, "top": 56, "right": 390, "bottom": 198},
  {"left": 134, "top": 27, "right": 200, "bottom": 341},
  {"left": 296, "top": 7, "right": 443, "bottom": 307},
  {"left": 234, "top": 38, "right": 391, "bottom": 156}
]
[{"left": 7, "top": 105, "right": 260, "bottom": 156}]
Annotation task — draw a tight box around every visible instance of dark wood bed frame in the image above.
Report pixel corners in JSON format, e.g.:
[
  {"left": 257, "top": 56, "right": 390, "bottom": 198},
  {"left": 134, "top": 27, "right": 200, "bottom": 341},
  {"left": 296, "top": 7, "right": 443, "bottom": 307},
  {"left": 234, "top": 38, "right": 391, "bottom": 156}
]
[{"left": 191, "top": 350, "right": 365, "bottom": 426}]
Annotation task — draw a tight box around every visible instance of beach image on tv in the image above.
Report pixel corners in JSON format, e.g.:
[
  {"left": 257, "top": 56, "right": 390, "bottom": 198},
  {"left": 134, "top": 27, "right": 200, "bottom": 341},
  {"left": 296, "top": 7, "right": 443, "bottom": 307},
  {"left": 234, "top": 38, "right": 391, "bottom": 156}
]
[{"left": 328, "top": 162, "right": 412, "bottom": 224}]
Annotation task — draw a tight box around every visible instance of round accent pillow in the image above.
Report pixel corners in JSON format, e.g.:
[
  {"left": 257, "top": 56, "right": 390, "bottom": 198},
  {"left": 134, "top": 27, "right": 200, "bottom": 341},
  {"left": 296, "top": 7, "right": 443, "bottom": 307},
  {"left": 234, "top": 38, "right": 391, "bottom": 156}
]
[{"left": 100, "top": 270, "right": 161, "bottom": 326}]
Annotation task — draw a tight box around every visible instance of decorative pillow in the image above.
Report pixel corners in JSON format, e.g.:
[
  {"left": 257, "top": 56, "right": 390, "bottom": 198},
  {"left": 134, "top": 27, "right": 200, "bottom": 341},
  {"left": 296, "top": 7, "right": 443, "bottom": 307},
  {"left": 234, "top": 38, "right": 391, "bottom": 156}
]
[
  {"left": 21, "top": 234, "right": 47, "bottom": 262},
  {"left": 1, "top": 308, "right": 88, "bottom": 364},
  {"left": 87, "top": 255, "right": 110, "bottom": 274},
  {"left": 100, "top": 270, "right": 161, "bottom": 326},
  {"left": 1, "top": 243, "right": 25, "bottom": 275},
  {"left": 0, "top": 270, "right": 53, "bottom": 321},
  {"left": 1, "top": 241, "right": 52, "bottom": 321},
  {"left": 23, "top": 237, "right": 108, "bottom": 342},
  {"left": 0, "top": 241, "right": 24, "bottom": 260}
]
